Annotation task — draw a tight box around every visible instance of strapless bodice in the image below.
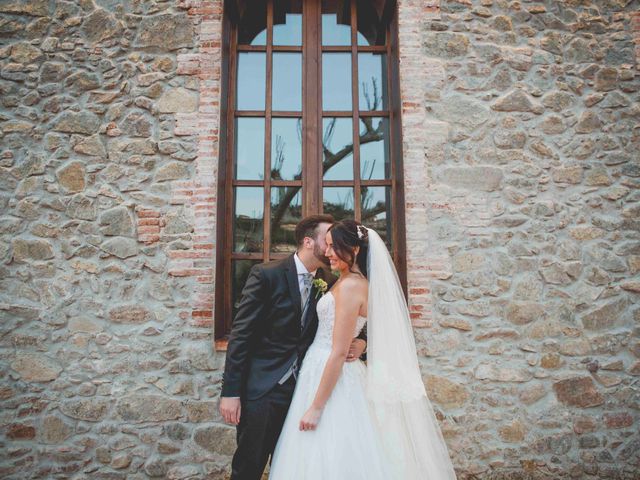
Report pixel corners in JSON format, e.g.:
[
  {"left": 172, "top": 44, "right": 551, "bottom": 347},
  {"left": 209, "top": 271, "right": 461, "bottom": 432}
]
[{"left": 312, "top": 291, "right": 367, "bottom": 350}]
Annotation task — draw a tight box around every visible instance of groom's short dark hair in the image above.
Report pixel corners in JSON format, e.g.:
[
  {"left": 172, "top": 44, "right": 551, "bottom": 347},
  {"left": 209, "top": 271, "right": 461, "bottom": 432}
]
[{"left": 295, "top": 214, "right": 335, "bottom": 246}]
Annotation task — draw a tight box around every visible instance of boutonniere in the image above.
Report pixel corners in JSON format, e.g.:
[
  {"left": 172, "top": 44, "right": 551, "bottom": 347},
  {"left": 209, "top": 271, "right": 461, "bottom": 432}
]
[{"left": 312, "top": 278, "right": 328, "bottom": 299}]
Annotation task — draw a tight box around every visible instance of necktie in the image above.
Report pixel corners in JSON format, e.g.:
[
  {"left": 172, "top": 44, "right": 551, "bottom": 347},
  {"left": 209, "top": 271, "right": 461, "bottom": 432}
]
[{"left": 300, "top": 273, "right": 314, "bottom": 311}]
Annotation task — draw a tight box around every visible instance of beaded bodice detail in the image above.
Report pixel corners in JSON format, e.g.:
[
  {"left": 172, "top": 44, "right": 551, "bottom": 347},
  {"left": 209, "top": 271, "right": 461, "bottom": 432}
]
[{"left": 313, "top": 291, "right": 367, "bottom": 349}]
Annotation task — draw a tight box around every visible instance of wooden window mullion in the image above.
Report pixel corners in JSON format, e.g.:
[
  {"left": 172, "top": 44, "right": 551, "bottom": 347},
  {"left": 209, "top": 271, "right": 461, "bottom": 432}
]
[
  {"left": 303, "top": 0, "right": 321, "bottom": 216},
  {"left": 350, "top": 0, "right": 362, "bottom": 221},
  {"left": 264, "top": 0, "right": 274, "bottom": 261}
]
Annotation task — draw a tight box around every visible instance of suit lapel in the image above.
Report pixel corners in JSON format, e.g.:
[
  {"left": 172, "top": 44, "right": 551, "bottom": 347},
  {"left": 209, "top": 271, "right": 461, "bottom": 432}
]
[{"left": 283, "top": 254, "right": 302, "bottom": 319}]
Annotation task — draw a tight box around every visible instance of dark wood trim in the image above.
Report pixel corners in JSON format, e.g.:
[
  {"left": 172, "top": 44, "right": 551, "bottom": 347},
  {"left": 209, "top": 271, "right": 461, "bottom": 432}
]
[
  {"left": 319, "top": 110, "right": 390, "bottom": 117},
  {"left": 273, "top": 45, "right": 303, "bottom": 52},
  {"left": 350, "top": 0, "right": 362, "bottom": 221},
  {"left": 323, "top": 179, "right": 393, "bottom": 187},
  {"left": 231, "top": 252, "right": 265, "bottom": 260},
  {"left": 263, "top": 0, "right": 273, "bottom": 261},
  {"left": 237, "top": 45, "right": 267, "bottom": 52},
  {"left": 303, "top": 0, "right": 321, "bottom": 216},
  {"left": 270, "top": 180, "right": 303, "bottom": 187},
  {"left": 236, "top": 111, "right": 302, "bottom": 117},
  {"left": 322, "top": 45, "right": 387, "bottom": 52},
  {"left": 215, "top": 1, "right": 236, "bottom": 340},
  {"left": 358, "top": 110, "right": 389, "bottom": 117},
  {"left": 217, "top": 0, "right": 406, "bottom": 339},
  {"left": 387, "top": 0, "right": 407, "bottom": 298},
  {"left": 237, "top": 45, "right": 303, "bottom": 52}
]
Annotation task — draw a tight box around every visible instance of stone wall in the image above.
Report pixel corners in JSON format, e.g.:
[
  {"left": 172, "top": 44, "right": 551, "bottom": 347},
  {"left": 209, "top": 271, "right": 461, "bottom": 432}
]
[
  {"left": 400, "top": 0, "right": 640, "bottom": 478},
  {"left": 0, "top": 0, "right": 639, "bottom": 479},
  {"left": 0, "top": 1, "right": 228, "bottom": 479}
]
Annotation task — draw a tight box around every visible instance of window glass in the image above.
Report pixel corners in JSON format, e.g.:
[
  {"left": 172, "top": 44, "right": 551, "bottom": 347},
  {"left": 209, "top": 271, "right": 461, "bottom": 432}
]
[
  {"left": 274, "top": 0, "right": 303, "bottom": 46},
  {"left": 237, "top": 53, "right": 266, "bottom": 111},
  {"left": 234, "top": 187, "right": 264, "bottom": 253}
]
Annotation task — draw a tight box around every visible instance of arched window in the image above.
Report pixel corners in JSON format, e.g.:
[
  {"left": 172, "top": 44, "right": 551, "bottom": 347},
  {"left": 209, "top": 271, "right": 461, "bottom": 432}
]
[{"left": 216, "top": 0, "right": 405, "bottom": 340}]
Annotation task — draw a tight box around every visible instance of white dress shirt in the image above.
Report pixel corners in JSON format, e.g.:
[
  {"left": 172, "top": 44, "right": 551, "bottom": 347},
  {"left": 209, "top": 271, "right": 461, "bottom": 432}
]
[{"left": 294, "top": 252, "right": 317, "bottom": 290}]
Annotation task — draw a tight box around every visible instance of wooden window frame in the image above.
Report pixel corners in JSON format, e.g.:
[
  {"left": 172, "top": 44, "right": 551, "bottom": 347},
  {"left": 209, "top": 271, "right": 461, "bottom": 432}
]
[{"left": 216, "top": 0, "right": 406, "bottom": 341}]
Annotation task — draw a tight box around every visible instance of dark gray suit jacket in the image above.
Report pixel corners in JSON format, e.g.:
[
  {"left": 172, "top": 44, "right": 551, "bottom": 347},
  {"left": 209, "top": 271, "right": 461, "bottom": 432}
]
[{"left": 222, "top": 254, "right": 341, "bottom": 400}]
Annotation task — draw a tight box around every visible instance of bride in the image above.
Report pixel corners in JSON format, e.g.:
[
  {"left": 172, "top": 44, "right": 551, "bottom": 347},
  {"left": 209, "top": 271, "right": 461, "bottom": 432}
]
[{"left": 269, "top": 219, "right": 457, "bottom": 480}]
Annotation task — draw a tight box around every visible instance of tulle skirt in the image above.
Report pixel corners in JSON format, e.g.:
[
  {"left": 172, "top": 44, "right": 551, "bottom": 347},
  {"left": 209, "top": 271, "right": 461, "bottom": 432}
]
[{"left": 269, "top": 344, "right": 391, "bottom": 480}]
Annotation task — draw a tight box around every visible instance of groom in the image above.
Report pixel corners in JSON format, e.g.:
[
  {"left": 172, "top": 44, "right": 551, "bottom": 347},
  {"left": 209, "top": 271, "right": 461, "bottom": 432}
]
[{"left": 219, "top": 214, "right": 367, "bottom": 480}]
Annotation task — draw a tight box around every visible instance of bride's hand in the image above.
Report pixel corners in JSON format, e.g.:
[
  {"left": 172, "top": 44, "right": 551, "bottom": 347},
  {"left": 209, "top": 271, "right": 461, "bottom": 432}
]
[{"left": 299, "top": 406, "right": 322, "bottom": 431}]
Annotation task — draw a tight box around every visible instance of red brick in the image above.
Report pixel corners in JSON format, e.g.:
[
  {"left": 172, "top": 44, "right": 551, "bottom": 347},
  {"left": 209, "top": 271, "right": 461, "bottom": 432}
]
[
  {"left": 136, "top": 209, "right": 161, "bottom": 218},
  {"left": 138, "top": 218, "right": 159, "bottom": 226},
  {"left": 410, "top": 288, "right": 429, "bottom": 295},
  {"left": 169, "top": 268, "right": 209, "bottom": 277},
  {"left": 189, "top": 317, "right": 213, "bottom": 328},
  {"left": 138, "top": 226, "right": 160, "bottom": 234},
  {"left": 168, "top": 250, "right": 211, "bottom": 259}
]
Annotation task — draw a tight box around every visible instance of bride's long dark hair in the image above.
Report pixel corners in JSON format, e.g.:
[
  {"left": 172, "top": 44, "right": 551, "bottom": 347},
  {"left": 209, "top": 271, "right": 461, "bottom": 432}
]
[{"left": 327, "top": 219, "right": 369, "bottom": 278}]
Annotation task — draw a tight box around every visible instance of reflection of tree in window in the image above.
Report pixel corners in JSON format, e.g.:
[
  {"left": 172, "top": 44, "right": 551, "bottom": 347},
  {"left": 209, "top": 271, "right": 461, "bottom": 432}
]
[
  {"left": 236, "top": 210, "right": 262, "bottom": 253},
  {"left": 271, "top": 120, "right": 302, "bottom": 180},
  {"left": 361, "top": 76, "right": 381, "bottom": 111},
  {"left": 324, "top": 188, "right": 354, "bottom": 220}
]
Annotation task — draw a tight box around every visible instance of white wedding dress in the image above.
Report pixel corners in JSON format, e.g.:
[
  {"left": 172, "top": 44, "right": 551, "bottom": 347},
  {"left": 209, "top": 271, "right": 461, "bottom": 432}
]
[
  {"left": 268, "top": 291, "right": 391, "bottom": 480},
  {"left": 270, "top": 227, "right": 457, "bottom": 480}
]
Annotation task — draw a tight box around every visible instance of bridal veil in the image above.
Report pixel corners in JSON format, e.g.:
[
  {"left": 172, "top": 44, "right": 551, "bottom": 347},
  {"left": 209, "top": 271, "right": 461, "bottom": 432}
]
[{"left": 365, "top": 227, "right": 458, "bottom": 480}]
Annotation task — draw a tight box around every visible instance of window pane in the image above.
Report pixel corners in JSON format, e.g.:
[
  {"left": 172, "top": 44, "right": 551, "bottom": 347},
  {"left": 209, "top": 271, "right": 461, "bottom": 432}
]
[
  {"left": 272, "top": 118, "right": 302, "bottom": 180},
  {"left": 358, "top": 53, "right": 388, "bottom": 111},
  {"left": 271, "top": 187, "right": 302, "bottom": 253},
  {"left": 322, "top": 53, "right": 352, "bottom": 111},
  {"left": 235, "top": 118, "right": 265, "bottom": 180},
  {"left": 238, "top": 2, "right": 267, "bottom": 45},
  {"left": 273, "top": 53, "right": 302, "bottom": 111},
  {"left": 356, "top": 0, "right": 386, "bottom": 46},
  {"left": 234, "top": 187, "right": 264, "bottom": 253},
  {"left": 232, "top": 259, "right": 262, "bottom": 320},
  {"left": 237, "top": 53, "right": 266, "bottom": 111},
  {"left": 273, "top": 0, "right": 302, "bottom": 46},
  {"left": 323, "top": 187, "right": 354, "bottom": 221},
  {"left": 361, "top": 186, "right": 392, "bottom": 249},
  {"left": 359, "top": 117, "right": 390, "bottom": 180},
  {"left": 322, "top": 118, "right": 353, "bottom": 180},
  {"left": 322, "top": 0, "right": 351, "bottom": 46}
]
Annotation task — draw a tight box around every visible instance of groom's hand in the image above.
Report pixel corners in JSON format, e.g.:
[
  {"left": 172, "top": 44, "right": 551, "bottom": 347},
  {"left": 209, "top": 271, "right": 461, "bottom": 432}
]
[
  {"left": 346, "top": 338, "right": 366, "bottom": 362},
  {"left": 220, "top": 397, "right": 241, "bottom": 425}
]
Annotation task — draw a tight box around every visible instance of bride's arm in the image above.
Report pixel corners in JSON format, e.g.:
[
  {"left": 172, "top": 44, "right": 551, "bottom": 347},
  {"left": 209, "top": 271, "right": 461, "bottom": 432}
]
[{"left": 299, "top": 279, "right": 363, "bottom": 431}]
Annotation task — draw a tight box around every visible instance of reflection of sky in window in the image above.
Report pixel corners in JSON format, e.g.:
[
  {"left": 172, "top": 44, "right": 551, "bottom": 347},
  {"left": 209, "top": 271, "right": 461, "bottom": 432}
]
[
  {"left": 359, "top": 117, "right": 389, "bottom": 180},
  {"left": 322, "top": 14, "right": 351, "bottom": 45},
  {"left": 272, "top": 118, "right": 302, "bottom": 180},
  {"left": 237, "top": 53, "right": 265, "bottom": 110},
  {"left": 323, "top": 118, "right": 353, "bottom": 180},
  {"left": 358, "top": 53, "right": 387, "bottom": 111},
  {"left": 235, "top": 118, "right": 264, "bottom": 180},
  {"left": 322, "top": 54, "right": 352, "bottom": 111},
  {"left": 251, "top": 29, "right": 267, "bottom": 45},
  {"left": 235, "top": 187, "right": 264, "bottom": 219},
  {"left": 273, "top": 14, "right": 302, "bottom": 45},
  {"left": 273, "top": 53, "right": 302, "bottom": 111}
]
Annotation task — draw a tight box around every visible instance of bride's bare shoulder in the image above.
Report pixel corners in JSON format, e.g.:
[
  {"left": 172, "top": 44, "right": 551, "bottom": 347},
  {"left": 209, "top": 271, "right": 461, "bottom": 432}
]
[{"left": 334, "top": 275, "right": 368, "bottom": 297}]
